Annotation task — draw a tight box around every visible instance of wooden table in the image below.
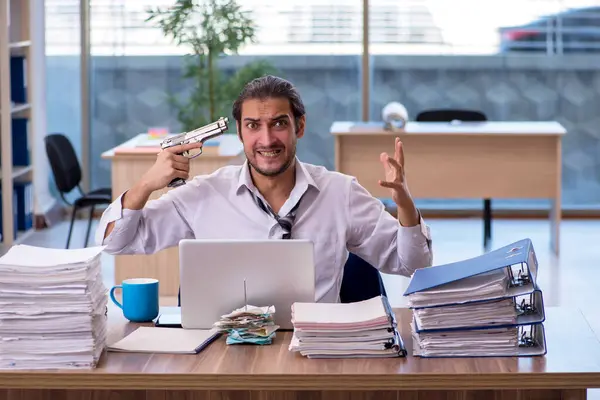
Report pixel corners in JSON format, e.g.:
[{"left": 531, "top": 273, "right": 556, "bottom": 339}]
[
  {"left": 101, "top": 134, "right": 245, "bottom": 296},
  {"left": 1, "top": 305, "right": 598, "bottom": 400},
  {"left": 331, "top": 121, "right": 566, "bottom": 254}
]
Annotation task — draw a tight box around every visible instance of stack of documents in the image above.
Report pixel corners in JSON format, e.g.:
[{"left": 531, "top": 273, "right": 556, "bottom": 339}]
[
  {"left": 404, "top": 238, "right": 547, "bottom": 358},
  {"left": 288, "top": 296, "right": 407, "bottom": 358},
  {"left": 214, "top": 305, "right": 278, "bottom": 345},
  {"left": 0, "top": 245, "right": 108, "bottom": 369}
]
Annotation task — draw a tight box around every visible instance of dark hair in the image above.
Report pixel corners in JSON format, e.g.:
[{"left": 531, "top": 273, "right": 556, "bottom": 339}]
[{"left": 232, "top": 75, "right": 306, "bottom": 131}]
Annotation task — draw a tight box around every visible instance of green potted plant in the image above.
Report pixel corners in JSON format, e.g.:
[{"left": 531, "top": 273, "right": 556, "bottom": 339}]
[{"left": 146, "top": 0, "right": 278, "bottom": 132}]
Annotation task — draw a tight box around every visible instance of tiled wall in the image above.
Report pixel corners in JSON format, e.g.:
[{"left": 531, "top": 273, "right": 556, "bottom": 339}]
[{"left": 46, "top": 55, "right": 600, "bottom": 209}]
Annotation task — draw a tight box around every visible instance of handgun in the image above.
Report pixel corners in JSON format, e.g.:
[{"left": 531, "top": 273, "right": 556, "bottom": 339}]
[{"left": 160, "top": 117, "right": 229, "bottom": 188}]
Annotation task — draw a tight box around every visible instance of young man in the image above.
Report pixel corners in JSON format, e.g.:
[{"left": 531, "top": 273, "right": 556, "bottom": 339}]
[{"left": 95, "top": 75, "right": 432, "bottom": 302}]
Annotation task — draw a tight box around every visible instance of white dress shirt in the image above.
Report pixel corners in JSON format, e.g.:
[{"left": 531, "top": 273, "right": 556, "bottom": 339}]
[{"left": 96, "top": 159, "right": 433, "bottom": 302}]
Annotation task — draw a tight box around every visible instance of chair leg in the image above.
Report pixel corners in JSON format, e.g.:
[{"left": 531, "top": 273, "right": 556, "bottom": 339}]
[
  {"left": 483, "top": 199, "right": 492, "bottom": 248},
  {"left": 66, "top": 205, "right": 77, "bottom": 249},
  {"left": 84, "top": 205, "right": 95, "bottom": 248}
]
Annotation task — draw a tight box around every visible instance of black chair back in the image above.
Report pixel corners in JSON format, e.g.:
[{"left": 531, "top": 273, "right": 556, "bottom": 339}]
[
  {"left": 416, "top": 109, "right": 487, "bottom": 122},
  {"left": 44, "top": 133, "right": 82, "bottom": 194},
  {"left": 339, "top": 253, "right": 387, "bottom": 303}
]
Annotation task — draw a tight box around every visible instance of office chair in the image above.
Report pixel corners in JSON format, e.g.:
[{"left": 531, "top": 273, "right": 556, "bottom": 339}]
[
  {"left": 44, "top": 133, "right": 112, "bottom": 248},
  {"left": 415, "top": 109, "right": 486, "bottom": 123},
  {"left": 339, "top": 252, "right": 387, "bottom": 303},
  {"left": 415, "top": 108, "right": 492, "bottom": 248},
  {"left": 177, "top": 252, "right": 387, "bottom": 306}
]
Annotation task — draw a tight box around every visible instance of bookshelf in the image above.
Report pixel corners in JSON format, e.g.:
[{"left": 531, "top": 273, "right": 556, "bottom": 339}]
[{"left": 0, "top": 0, "right": 36, "bottom": 247}]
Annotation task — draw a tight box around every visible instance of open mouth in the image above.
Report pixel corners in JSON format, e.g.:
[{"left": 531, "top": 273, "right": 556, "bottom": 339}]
[{"left": 257, "top": 149, "right": 283, "bottom": 158}]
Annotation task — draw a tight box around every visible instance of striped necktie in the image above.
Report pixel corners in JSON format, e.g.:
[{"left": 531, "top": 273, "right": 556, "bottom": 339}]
[{"left": 248, "top": 189, "right": 302, "bottom": 239}]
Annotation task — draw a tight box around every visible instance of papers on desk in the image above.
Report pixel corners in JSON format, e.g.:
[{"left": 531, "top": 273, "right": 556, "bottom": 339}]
[
  {"left": 404, "top": 238, "right": 547, "bottom": 358},
  {"left": 214, "top": 305, "right": 278, "bottom": 345},
  {"left": 288, "top": 296, "right": 407, "bottom": 358},
  {"left": 406, "top": 269, "right": 509, "bottom": 309},
  {"left": 0, "top": 245, "right": 107, "bottom": 369}
]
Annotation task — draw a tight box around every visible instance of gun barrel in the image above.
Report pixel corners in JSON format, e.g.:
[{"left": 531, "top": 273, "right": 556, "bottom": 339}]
[
  {"left": 161, "top": 117, "right": 229, "bottom": 149},
  {"left": 185, "top": 117, "right": 228, "bottom": 137}
]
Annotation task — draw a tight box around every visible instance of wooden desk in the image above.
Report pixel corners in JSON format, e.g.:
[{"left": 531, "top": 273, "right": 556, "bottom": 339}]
[
  {"left": 101, "top": 134, "right": 245, "bottom": 296},
  {"left": 331, "top": 121, "right": 566, "bottom": 254},
  {"left": 0, "top": 306, "right": 598, "bottom": 400}
]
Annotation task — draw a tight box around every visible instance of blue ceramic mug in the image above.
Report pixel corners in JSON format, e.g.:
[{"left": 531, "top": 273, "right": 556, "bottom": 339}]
[{"left": 110, "top": 278, "right": 159, "bottom": 322}]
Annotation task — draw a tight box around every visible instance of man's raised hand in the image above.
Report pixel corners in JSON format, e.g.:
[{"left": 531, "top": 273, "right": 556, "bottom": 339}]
[{"left": 378, "top": 137, "right": 410, "bottom": 205}]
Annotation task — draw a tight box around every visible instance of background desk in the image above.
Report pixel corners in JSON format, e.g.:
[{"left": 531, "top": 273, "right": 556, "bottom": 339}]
[
  {"left": 101, "top": 134, "right": 245, "bottom": 296},
  {"left": 0, "top": 305, "right": 598, "bottom": 400},
  {"left": 331, "top": 121, "right": 566, "bottom": 254}
]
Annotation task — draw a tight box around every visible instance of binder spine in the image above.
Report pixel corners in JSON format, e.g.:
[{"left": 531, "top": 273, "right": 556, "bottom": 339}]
[
  {"left": 380, "top": 295, "right": 407, "bottom": 357},
  {"left": 380, "top": 295, "right": 398, "bottom": 328}
]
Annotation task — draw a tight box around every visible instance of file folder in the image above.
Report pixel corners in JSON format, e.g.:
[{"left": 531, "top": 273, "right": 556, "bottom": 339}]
[
  {"left": 289, "top": 295, "right": 407, "bottom": 358},
  {"left": 405, "top": 238, "right": 547, "bottom": 358},
  {"left": 412, "top": 287, "right": 546, "bottom": 333},
  {"left": 412, "top": 321, "right": 547, "bottom": 358},
  {"left": 404, "top": 238, "right": 538, "bottom": 307}
]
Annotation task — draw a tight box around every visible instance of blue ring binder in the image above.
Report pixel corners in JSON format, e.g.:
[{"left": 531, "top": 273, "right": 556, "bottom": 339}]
[{"left": 404, "top": 238, "right": 547, "bottom": 358}]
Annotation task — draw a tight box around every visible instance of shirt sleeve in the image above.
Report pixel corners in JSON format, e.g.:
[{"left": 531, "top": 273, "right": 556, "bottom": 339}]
[
  {"left": 94, "top": 181, "right": 198, "bottom": 255},
  {"left": 346, "top": 177, "right": 433, "bottom": 277}
]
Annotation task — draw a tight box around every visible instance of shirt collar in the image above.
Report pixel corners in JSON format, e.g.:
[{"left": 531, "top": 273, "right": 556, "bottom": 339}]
[{"left": 235, "top": 157, "right": 319, "bottom": 196}]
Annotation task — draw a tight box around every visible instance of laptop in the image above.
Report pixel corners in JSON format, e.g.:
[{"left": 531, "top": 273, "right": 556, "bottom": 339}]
[{"left": 178, "top": 239, "right": 316, "bottom": 330}]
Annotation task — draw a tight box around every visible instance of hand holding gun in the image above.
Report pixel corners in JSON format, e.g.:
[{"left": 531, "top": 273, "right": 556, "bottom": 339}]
[
  {"left": 103, "top": 117, "right": 230, "bottom": 241},
  {"left": 160, "top": 117, "right": 229, "bottom": 187}
]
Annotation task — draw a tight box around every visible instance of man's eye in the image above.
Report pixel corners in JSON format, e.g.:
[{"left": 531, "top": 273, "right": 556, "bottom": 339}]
[
  {"left": 247, "top": 122, "right": 257, "bottom": 129},
  {"left": 274, "top": 120, "right": 287, "bottom": 127}
]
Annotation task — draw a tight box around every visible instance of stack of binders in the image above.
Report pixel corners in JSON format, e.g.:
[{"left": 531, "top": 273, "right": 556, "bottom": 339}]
[
  {"left": 404, "top": 238, "right": 547, "bottom": 358},
  {"left": 288, "top": 295, "right": 407, "bottom": 358},
  {"left": 0, "top": 245, "right": 108, "bottom": 369}
]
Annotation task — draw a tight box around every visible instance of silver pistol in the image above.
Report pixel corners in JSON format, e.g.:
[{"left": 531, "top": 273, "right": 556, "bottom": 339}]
[{"left": 160, "top": 117, "right": 229, "bottom": 188}]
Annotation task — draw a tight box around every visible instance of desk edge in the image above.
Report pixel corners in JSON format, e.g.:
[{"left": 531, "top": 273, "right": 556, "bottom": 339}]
[{"left": 0, "top": 371, "right": 599, "bottom": 391}]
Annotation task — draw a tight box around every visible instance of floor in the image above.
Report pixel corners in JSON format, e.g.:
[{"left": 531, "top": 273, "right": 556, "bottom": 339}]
[{"left": 9, "top": 216, "right": 600, "bottom": 397}]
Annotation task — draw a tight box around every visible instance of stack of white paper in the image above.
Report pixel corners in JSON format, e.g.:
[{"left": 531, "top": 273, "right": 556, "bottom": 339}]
[
  {"left": 407, "top": 269, "right": 509, "bottom": 309},
  {"left": 413, "top": 297, "right": 517, "bottom": 330},
  {"left": 288, "top": 296, "right": 406, "bottom": 358},
  {"left": 412, "top": 326, "right": 521, "bottom": 357},
  {"left": 0, "top": 245, "right": 107, "bottom": 369}
]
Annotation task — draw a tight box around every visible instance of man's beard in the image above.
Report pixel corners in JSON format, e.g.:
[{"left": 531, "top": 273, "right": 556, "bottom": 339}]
[{"left": 247, "top": 146, "right": 296, "bottom": 177}]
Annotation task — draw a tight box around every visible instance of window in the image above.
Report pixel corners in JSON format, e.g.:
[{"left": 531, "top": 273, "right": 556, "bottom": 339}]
[{"left": 44, "top": 0, "right": 600, "bottom": 209}]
